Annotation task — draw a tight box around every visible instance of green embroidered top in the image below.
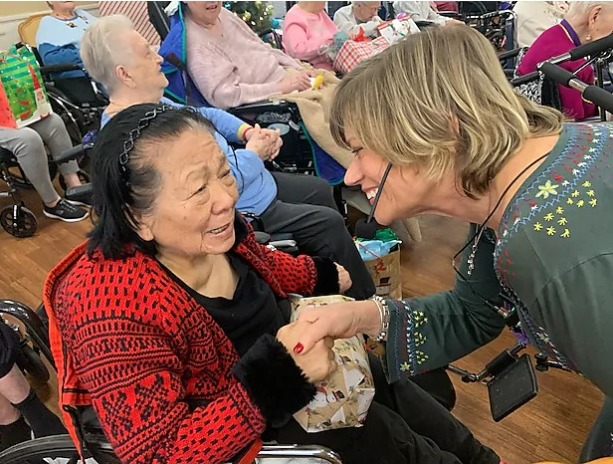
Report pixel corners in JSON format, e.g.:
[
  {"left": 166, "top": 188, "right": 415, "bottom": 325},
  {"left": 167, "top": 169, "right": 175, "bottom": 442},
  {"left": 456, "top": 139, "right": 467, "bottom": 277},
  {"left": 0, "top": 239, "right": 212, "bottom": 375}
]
[{"left": 385, "top": 122, "right": 613, "bottom": 399}]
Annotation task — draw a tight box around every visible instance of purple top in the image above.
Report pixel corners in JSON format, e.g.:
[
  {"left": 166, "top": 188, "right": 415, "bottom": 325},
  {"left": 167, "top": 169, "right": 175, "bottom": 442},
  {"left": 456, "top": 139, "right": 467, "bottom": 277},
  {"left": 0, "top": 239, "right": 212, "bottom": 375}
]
[{"left": 517, "top": 20, "right": 596, "bottom": 121}]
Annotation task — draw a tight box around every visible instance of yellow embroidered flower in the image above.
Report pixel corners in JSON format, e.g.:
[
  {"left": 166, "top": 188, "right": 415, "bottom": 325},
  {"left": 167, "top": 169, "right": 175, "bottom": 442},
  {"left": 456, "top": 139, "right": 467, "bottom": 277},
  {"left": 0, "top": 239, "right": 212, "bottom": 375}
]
[
  {"left": 561, "top": 229, "right": 570, "bottom": 238},
  {"left": 586, "top": 189, "right": 595, "bottom": 197},
  {"left": 582, "top": 181, "right": 591, "bottom": 187},
  {"left": 577, "top": 200, "right": 585, "bottom": 207},
  {"left": 567, "top": 198, "right": 574, "bottom": 205},
  {"left": 556, "top": 207, "right": 564, "bottom": 214},
  {"left": 571, "top": 190, "right": 580, "bottom": 198},
  {"left": 544, "top": 212, "right": 554, "bottom": 221},
  {"left": 534, "top": 222, "right": 543, "bottom": 231},
  {"left": 400, "top": 362, "right": 411, "bottom": 372},
  {"left": 547, "top": 226, "right": 556, "bottom": 236},
  {"left": 590, "top": 198, "right": 597, "bottom": 207},
  {"left": 536, "top": 181, "right": 559, "bottom": 199},
  {"left": 557, "top": 217, "right": 567, "bottom": 226}
]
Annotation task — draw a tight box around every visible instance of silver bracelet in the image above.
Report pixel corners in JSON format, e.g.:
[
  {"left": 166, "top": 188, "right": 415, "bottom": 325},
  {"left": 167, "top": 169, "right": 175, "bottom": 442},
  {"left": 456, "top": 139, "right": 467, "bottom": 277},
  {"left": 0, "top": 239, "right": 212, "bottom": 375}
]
[{"left": 371, "top": 296, "right": 390, "bottom": 342}]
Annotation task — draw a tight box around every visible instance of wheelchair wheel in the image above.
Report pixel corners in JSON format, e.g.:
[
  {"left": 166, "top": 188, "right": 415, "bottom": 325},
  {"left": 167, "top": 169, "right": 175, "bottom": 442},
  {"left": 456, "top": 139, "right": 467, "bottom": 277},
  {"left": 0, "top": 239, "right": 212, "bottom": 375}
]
[
  {"left": 0, "top": 205, "right": 37, "bottom": 238},
  {"left": 17, "top": 343, "right": 50, "bottom": 383},
  {"left": 0, "top": 435, "right": 99, "bottom": 464}
]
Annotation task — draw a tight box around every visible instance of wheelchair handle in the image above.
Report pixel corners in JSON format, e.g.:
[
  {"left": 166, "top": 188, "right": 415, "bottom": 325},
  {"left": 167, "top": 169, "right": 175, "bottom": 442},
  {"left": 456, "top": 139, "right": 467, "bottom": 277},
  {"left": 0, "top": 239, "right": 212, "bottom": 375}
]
[{"left": 53, "top": 143, "right": 94, "bottom": 165}]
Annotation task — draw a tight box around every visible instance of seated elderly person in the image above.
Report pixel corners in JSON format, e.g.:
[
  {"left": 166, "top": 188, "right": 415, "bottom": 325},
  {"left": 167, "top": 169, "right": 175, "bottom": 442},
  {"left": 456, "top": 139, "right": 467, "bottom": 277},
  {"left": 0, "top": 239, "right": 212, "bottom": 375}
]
[
  {"left": 0, "top": 323, "right": 66, "bottom": 451},
  {"left": 44, "top": 102, "right": 500, "bottom": 464},
  {"left": 282, "top": 2, "right": 338, "bottom": 71},
  {"left": 393, "top": 1, "right": 462, "bottom": 26},
  {"left": 334, "top": 1, "right": 383, "bottom": 38},
  {"left": 516, "top": 1, "right": 613, "bottom": 121},
  {"left": 81, "top": 15, "right": 375, "bottom": 301},
  {"left": 36, "top": 1, "right": 97, "bottom": 79},
  {"left": 162, "top": 1, "right": 312, "bottom": 109},
  {"left": 0, "top": 115, "right": 89, "bottom": 222}
]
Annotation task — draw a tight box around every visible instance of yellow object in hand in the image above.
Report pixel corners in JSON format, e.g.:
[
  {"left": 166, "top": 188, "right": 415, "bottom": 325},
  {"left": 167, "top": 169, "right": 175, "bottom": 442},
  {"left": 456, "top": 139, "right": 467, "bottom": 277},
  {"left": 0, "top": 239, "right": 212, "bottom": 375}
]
[{"left": 312, "top": 73, "right": 325, "bottom": 90}]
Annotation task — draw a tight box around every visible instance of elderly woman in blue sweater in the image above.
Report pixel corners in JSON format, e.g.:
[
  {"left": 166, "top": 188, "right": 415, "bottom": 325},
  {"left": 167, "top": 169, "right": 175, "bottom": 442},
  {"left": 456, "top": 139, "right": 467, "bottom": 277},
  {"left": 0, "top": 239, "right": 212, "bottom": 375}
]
[
  {"left": 80, "top": 14, "right": 376, "bottom": 301},
  {"left": 36, "top": 1, "right": 97, "bottom": 79}
]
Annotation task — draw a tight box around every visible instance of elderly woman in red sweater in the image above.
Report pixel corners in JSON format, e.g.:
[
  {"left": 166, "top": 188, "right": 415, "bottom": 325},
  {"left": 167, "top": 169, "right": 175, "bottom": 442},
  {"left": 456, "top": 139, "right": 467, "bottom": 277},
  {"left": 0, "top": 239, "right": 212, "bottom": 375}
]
[
  {"left": 44, "top": 104, "right": 500, "bottom": 464},
  {"left": 516, "top": 1, "right": 613, "bottom": 121}
]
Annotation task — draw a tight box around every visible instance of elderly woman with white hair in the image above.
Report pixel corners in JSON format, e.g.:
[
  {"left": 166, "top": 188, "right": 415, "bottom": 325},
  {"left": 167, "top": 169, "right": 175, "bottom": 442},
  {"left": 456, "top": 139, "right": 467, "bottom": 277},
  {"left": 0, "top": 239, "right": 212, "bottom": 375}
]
[
  {"left": 333, "top": 1, "right": 383, "bottom": 38},
  {"left": 517, "top": 1, "right": 613, "bottom": 121}
]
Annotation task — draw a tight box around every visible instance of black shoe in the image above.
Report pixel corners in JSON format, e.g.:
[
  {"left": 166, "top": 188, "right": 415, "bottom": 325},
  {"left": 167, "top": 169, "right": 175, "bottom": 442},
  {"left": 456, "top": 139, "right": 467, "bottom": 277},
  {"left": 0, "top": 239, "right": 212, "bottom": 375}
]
[{"left": 43, "top": 198, "right": 89, "bottom": 223}]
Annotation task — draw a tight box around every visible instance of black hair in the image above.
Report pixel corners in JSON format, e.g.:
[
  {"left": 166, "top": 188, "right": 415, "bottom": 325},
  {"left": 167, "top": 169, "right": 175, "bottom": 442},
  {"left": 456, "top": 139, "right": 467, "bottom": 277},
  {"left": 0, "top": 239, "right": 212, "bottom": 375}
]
[{"left": 88, "top": 103, "right": 215, "bottom": 260}]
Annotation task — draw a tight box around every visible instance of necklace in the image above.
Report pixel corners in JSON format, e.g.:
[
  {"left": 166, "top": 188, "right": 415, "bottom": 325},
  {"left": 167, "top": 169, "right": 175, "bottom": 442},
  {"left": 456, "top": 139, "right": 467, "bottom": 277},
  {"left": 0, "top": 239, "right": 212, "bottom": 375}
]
[{"left": 460, "top": 152, "right": 550, "bottom": 276}]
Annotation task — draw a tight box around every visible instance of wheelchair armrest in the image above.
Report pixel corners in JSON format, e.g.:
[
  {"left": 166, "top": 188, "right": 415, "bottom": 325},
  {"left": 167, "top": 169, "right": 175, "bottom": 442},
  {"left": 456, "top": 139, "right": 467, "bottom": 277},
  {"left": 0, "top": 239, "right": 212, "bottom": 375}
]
[
  {"left": 39, "top": 63, "right": 82, "bottom": 75},
  {"left": 499, "top": 48, "right": 522, "bottom": 62},
  {"left": 258, "top": 444, "right": 343, "bottom": 463},
  {"left": 53, "top": 143, "right": 94, "bottom": 164},
  {"left": 229, "top": 99, "right": 296, "bottom": 113}
]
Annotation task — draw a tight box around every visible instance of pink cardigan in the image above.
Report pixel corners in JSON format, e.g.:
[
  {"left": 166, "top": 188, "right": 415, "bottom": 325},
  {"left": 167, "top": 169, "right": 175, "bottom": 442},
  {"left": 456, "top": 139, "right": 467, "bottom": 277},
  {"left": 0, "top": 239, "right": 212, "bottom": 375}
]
[
  {"left": 186, "top": 8, "right": 303, "bottom": 109},
  {"left": 282, "top": 5, "right": 337, "bottom": 71}
]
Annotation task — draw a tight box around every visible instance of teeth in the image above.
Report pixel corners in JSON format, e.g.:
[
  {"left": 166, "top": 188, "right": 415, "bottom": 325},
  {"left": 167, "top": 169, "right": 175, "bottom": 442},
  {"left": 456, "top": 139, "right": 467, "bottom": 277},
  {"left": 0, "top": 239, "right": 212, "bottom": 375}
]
[
  {"left": 366, "top": 188, "right": 378, "bottom": 200},
  {"left": 209, "top": 225, "right": 227, "bottom": 234}
]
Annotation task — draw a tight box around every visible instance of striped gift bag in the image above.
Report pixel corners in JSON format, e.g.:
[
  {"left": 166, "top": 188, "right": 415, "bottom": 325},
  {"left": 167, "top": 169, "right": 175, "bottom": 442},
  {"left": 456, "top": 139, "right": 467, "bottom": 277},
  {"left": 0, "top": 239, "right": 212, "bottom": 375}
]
[
  {"left": 0, "top": 46, "right": 52, "bottom": 128},
  {"left": 97, "top": 1, "right": 161, "bottom": 46}
]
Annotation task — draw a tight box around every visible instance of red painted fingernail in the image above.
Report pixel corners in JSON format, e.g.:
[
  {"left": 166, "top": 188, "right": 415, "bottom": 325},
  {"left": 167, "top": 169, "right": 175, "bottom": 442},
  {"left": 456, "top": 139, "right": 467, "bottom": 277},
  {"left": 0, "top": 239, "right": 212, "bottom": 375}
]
[{"left": 293, "top": 343, "right": 304, "bottom": 354}]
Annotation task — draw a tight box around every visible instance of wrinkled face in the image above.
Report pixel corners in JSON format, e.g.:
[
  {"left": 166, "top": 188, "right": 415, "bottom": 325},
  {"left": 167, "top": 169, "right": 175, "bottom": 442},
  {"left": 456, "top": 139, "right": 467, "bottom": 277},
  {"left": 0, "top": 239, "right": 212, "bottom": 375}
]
[
  {"left": 588, "top": 6, "right": 613, "bottom": 41},
  {"left": 137, "top": 127, "right": 239, "bottom": 258},
  {"left": 343, "top": 128, "right": 434, "bottom": 225},
  {"left": 119, "top": 30, "right": 167, "bottom": 98},
  {"left": 187, "top": 1, "right": 223, "bottom": 23},
  {"left": 353, "top": 2, "right": 381, "bottom": 22}
]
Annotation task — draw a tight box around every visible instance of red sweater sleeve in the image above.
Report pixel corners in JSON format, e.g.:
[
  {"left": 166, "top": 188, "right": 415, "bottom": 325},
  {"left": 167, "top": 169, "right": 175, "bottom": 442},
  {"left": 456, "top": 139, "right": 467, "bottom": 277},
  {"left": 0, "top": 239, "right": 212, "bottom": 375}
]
[{"left": 54, "top": 260, "right": 266, "bottom": 464}]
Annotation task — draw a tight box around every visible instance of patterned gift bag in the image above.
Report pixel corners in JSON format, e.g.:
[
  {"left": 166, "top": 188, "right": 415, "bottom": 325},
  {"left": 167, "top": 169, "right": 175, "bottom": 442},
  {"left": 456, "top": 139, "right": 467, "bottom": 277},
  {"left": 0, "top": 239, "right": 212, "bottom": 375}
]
[
  {"left": 333, "top": 36, "right": 390, "bottom": 75},
  {"left": 0, "top": 45, "right": 52, "bottom": 128},
  {"left": 290, "top": 295, "right": 375, "bottom": 433}
]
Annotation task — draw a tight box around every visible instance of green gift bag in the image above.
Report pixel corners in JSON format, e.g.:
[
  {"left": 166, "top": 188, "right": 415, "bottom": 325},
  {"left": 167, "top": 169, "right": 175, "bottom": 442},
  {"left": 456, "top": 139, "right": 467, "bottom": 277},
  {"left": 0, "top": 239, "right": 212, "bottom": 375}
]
[{"left": 0, "top": 45, "right": 52, "bottom": 128}]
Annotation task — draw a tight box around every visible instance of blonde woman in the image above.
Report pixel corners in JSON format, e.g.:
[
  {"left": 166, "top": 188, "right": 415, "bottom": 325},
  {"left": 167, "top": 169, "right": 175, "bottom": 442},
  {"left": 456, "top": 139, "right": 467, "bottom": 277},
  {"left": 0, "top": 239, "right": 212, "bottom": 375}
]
[{"left": 292, "top": 25, "right": 613, "bottom": 462}]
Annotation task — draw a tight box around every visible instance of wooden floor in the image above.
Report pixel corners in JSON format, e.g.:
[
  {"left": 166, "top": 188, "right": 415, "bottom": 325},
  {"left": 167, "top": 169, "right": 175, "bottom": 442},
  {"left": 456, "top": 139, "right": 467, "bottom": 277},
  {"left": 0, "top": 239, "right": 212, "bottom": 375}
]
[{"left": 0, "top": 188, "right": 604, "bottom": 464}]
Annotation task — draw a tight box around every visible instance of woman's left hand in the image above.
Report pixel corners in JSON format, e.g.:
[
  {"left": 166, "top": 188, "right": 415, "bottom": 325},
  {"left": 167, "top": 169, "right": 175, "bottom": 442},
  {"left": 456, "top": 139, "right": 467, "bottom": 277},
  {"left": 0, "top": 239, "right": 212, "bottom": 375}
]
[{"left": 335, "top": 263, "right": 352, "bottom": 294}]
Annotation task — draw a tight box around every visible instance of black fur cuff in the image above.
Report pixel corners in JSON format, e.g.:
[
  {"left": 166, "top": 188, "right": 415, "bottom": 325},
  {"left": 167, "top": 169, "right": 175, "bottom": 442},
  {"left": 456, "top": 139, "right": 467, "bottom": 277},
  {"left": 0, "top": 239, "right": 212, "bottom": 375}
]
[
  {"left": 312, "top": 257, "right": 340, "bottom": 296},
  {"left": 232, "top": 334, "right": 316, "bottom": 427}
]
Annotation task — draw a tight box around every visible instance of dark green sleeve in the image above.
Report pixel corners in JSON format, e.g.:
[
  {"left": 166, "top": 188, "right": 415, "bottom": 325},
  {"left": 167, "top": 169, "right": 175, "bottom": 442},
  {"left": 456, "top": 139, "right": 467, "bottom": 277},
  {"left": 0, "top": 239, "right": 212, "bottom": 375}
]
[
  {"left": 534, "top": 254, "right": 613, "bottom": 399},
  {"left": 384, "top": 225, "right": 506, "bottom": 382}
]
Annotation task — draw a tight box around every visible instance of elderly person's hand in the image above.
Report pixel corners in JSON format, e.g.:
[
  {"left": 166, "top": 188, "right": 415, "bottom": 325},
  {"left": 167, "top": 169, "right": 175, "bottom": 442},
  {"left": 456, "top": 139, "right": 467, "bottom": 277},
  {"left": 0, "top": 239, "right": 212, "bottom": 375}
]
[
  {"left": 280, "top": 70, "right": 312, "bottom": 94},
  {"left": 277, "top": 321, "right": 337, "bottom": 382},
  {"left": 246, "top": 124, "right": 278, "bottom": 161},
  {"left": 335, "top": 263, "right": 352, "bottom": 294},
  {"left": 260, "top": 127, "right": 283, "bottom": 160},
  {"left": 292, "top": 300, "right": 382, "bottom": 355}
]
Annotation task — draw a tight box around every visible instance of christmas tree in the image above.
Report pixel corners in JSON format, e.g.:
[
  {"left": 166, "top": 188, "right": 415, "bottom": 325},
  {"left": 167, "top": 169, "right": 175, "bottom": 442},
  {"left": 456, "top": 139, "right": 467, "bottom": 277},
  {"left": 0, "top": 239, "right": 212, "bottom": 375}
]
[{"left": 223, "top": 1, "right": 276, "bottom": 35}]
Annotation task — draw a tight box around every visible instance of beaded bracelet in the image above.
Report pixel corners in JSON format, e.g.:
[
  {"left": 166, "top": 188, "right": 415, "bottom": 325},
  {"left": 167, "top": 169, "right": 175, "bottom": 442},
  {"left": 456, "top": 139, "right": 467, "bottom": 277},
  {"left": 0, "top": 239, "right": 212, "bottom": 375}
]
[{"left": 371, "top": 296, "right": 390, "bottom": 342}]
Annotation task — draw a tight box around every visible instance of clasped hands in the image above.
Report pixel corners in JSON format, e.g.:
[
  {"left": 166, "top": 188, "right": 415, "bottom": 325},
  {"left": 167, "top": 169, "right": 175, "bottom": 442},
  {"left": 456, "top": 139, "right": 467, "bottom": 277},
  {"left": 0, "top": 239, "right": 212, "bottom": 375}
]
[{"left": 245, "top": 123, "right": 283, "bottom": 162}]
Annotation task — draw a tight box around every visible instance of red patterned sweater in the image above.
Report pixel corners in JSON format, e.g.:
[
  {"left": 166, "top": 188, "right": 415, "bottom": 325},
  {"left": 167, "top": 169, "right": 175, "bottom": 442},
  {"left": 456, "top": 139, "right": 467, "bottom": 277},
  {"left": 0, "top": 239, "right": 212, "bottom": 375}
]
[{"left": 43, "top": 221, "right": 332, "bottom": 463}]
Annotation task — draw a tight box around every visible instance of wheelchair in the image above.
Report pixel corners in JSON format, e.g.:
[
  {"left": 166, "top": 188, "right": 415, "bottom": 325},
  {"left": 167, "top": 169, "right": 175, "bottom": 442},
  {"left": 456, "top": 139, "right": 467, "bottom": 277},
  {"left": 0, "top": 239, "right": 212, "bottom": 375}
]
[
  {"left": 0, "top": 434, "right": 343, "bottom": 464},
  {"left": 0, "top": 142, "right": 93, "bottom": 237},
  {"left": 0, "top": 299, "right": 342, "bottom": 464}
]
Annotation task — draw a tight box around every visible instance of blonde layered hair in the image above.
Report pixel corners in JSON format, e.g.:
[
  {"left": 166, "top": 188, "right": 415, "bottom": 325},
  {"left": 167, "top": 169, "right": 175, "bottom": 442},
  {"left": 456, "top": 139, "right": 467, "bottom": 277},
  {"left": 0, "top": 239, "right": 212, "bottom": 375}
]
[{"left": 330, "top": 26, "right": 564, "bottom": 197}]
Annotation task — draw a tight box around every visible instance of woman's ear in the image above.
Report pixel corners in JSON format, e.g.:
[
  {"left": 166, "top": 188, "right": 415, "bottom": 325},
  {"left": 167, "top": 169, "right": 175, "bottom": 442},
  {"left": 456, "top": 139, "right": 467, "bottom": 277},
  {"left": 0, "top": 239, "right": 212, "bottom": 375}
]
[
  {"left": 115, "top": 65, "right": 134, "bottom": 89},
  {"left": 589, "top": 5, "right": 602, "bottom": 25},
  {"left": 133, "top": 212, "right": 155, "bottom": 242}
]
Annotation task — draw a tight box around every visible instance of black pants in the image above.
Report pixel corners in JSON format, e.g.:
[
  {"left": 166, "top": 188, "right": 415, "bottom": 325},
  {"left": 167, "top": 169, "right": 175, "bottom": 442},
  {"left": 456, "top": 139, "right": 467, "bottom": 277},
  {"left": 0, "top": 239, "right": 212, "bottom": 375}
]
[
  {"left": 260, "top": 172, "right": 375, "bottom": 300},
  {"left": 580, "top": 397, "right": 613, "bottom": 461},
  {"left": 0, "top": 321, "right": 20, "bottom": 378},
  {"left": 273, "top": 356, "right": 499, "bottom": 464}
]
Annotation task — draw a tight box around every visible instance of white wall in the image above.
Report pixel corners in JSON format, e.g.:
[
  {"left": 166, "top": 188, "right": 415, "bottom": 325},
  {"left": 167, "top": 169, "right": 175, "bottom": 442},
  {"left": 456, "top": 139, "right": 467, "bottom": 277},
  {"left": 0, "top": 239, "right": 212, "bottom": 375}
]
[{"left": 0, "top": 4, "right": 99, "bottom": 51}]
